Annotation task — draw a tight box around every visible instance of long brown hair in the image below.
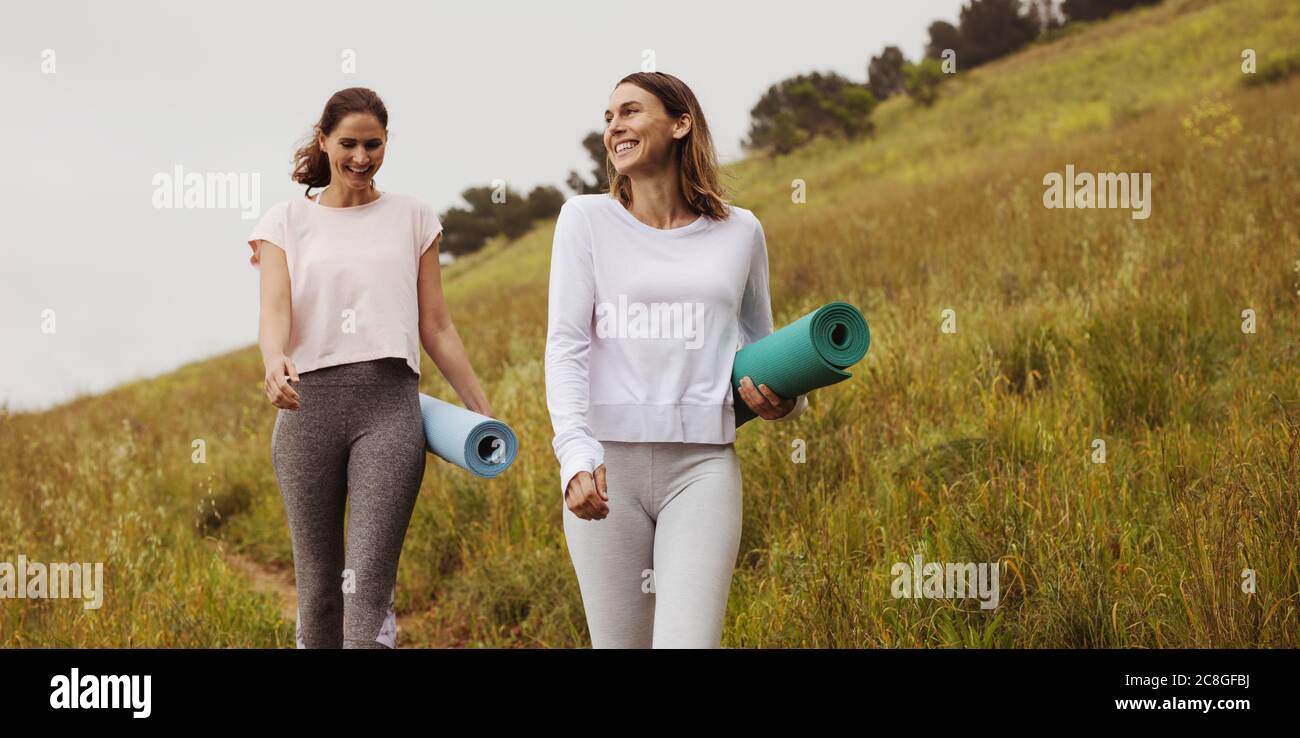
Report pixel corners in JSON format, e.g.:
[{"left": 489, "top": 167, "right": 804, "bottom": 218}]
[
  {"left": 607, "top": 72, "right": 730, "bottom": 220},
  {"left": 291, "top": 87, "right": 389, "bottom": 198}
]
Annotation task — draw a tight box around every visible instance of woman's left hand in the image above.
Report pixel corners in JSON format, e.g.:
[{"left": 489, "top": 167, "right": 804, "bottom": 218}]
[{"left": 738, "top": 376, "right": 796, "bottom": 420}]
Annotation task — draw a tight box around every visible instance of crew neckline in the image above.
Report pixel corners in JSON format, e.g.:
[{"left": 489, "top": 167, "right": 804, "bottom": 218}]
[
  {"left": 309, "top": 186, "right": 386, "bottom": 210},
  {"left": 606, "top": 196, "right": 709, "bottom": 237}
]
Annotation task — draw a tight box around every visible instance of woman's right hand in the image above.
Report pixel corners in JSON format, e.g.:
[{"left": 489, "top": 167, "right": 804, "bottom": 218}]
[
  {"left": 264, "top": 355, "right": 301, "bottom": 410},
  {"left": 566, "top": 464, "right": 609, "bottom": 520}
]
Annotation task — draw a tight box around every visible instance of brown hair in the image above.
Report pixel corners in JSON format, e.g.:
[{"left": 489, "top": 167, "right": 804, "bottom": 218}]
[
  {"left": 291, "top": 87, "right": 389, "bottom": 198},
  {"left": 607, "top": 72, "right": 730, "bottom": 220}
]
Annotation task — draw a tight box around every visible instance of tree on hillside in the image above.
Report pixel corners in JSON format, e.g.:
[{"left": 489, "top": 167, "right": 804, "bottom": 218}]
[
  {"left": 765, "top": 110, "right": 805, "bottom": 156},
  {"left": 1061, "top": 0, "right": 1161, "bottom": 22},
  {"left": 957, "top": 0, "right": 1041, "bottom": 68},
  {"left": 524, "top": 185, "right": 566, "bottom": 225},
  {"left": 925, "top": 20, "right": 966, "bottom": 61},
  {"left": 439, "top": 196, "right": 496, "bottom": 257},
  {"left": 438, "top": 183, "right": 566, "bottom": 256},
  {"left": 745, "top": 71, "right": 877, "bottom": 155},
  {"left": 867, "top": 46, "right": 909, "bottom": 100},
  {"left": 1026, "top": 0, "right": 1065, "bottom": 31},
  {"left": 566, "top": 131, "right": 609, "bottom": 195}
]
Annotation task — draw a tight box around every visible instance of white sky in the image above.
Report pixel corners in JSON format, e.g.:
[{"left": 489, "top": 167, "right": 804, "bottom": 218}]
[{"left": 0, "top": 0, "right": 965, "bottom": 412}]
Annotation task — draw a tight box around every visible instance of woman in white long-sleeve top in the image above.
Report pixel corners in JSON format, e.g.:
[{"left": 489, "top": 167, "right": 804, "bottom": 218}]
[{"left": 544, "top": 71, "right": 807, "bottom": 649}]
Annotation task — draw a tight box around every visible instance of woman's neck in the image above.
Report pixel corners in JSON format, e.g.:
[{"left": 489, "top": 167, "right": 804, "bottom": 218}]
[
  {"left": 626, "top": 165, "right": 695, "bottom": 229},
  {"left": 320, "top": 182, "right": 380, "bottom": 207}
]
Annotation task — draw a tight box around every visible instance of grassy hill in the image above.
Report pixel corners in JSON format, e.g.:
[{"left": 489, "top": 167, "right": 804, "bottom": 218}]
[{"left": 3, "top": 0, "right": 1298, "bottom": 647}]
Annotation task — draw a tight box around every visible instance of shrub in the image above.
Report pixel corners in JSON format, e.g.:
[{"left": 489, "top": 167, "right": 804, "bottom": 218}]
[
  {"left": 904, "top": 58, "right": 947, "bottom": 107},
  {"left": 1243, "top": 48, "right": 1300, "bottom": 87}
]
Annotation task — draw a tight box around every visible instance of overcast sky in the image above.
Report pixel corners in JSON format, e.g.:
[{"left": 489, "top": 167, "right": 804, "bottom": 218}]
[{"left": 0, "top": 0, "right": 966, "bottom": 413}]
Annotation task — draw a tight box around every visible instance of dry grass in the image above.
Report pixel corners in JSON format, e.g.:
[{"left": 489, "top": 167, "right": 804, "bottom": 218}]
[{"left": 2, "top": 0, "right": 1297, "bottom": 647}]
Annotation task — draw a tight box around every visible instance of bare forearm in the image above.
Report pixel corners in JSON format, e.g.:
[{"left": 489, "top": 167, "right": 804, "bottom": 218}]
[
  {"left": 422, "top": 323, "right": 491, "bottom": 416},
  {"left": 258, "top": 305, "right": 291, "bottom": 368}
]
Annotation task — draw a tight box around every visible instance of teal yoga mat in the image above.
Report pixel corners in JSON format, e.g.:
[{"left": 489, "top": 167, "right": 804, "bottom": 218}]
[
  {"left": 731, "top": 301, "right": 871, "bottom": 426},
  {"left": 418, "top": 393, "right": 518, "bottom": 478}
]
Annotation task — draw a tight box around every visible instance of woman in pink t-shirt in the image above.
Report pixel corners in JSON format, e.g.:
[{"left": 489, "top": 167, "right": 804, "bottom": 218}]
[{"left": 247, "top": 87, "right": 492, "bottom": 648}]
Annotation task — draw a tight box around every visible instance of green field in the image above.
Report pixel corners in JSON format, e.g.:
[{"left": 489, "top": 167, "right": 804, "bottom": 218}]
[{"left": 3, "top": 0, "right": 1298, "bottom": 647}]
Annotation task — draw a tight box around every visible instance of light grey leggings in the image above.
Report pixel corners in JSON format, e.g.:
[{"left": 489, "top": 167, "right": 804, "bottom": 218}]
[
  {"left": 270, "top": 357, "right": 426, "bottom": 649},
  {"left": 562, "top": 440, "right": 743, "bottom": 648}
]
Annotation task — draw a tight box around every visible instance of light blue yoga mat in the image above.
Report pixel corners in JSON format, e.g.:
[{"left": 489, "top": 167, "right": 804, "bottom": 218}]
[{"left": 417, "top": 393, "right": 518, "bottom": 478}]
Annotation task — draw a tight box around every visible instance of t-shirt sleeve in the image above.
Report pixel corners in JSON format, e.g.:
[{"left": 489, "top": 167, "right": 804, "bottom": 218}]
[
  {"left": 418, "top": 199, "right": 444, "bottom": 257},
  {"left": 246, "top": 201, "right": 288, "bottom": 269}
]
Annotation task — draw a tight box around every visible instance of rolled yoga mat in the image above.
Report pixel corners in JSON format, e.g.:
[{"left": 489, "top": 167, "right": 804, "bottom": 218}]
[
  {"left": 417, "top": 393, "right": 518, "bottom": 478},
  {"left": 731, "top": 300, "right": 871, "bottom": 426}
]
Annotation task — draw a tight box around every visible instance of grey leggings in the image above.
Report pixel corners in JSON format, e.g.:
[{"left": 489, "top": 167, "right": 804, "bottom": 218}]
[
  {"left": 270, "top": 357, "right": 426, "bottom": 649},
  {"left": 562, "top": 440, "right": 743, "bottom": 648}
]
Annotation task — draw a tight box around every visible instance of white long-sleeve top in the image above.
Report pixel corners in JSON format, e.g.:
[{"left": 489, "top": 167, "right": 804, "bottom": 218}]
[{"left": 544, "top": 194, "right": 807, "bottom": 495}]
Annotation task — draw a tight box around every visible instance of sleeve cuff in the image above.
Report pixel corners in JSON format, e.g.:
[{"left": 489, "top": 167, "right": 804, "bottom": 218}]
[
  {"left": 772, "top": 393, "right": 808, "bottom": 422},
  {"left": 559, "top": 456, "right": 598, "bottom": 497}
]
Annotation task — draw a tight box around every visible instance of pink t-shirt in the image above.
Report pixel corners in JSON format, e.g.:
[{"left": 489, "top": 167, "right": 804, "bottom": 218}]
[{"left": 246, "top": 189, "right": 443, "bottom": 377}]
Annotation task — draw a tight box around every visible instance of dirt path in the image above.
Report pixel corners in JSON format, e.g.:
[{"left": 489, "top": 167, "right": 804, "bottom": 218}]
[
  {"left": 211, "top": 540, "right": 429, "bottom": 647},
  {"left": 219, "top": 546, "right": 298, "bottom": 623}
]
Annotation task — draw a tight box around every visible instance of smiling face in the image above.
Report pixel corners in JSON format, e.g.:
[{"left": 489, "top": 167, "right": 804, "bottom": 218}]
[
  {"left": 604, "top": 82, "right": 691, "bottom": 178},
  {"left": 317, "top": 112, "right": 386, "bottom": 191}
]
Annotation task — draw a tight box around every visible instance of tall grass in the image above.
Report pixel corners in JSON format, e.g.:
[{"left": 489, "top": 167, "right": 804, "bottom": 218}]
[{"left": 2, "top": 0, "right": 1297, "bottom": 647}]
